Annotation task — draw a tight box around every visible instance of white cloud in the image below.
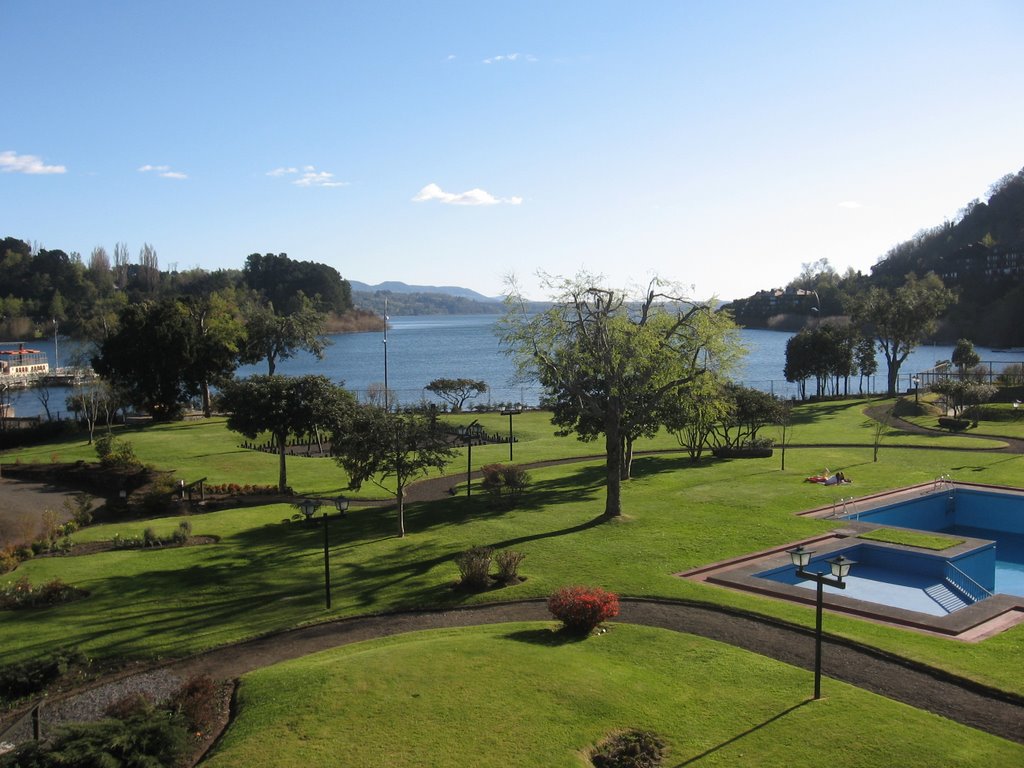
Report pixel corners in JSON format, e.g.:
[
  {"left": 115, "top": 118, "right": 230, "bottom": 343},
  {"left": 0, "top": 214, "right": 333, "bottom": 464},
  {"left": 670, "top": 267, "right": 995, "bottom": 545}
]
[
  {"left": 268, "top": 165, "right": 347, "bottom": 187},
  {"left": 0, "top": 150, "right": 66, "bottom": 174},
  {"left": 413, "top": 182, "right": 522, "bottom": 206},
  {"left": 294, "top": 168, "right": 348, "bottom": 188},
  {"left": 482, "top": 52, "right": 536, "bottom": 64},
  {"left": 838, "top": 200, "right": 864, "bottom": 209},
  {"left": 139, "top": 163, "right": 186, "bottom": 179}
]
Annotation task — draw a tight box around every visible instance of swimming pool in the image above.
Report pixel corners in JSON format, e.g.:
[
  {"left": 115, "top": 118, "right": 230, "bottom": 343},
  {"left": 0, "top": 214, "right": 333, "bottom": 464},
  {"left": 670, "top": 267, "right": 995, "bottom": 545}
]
[
  {"left": 839, "top": 487, "right": 1024, "bottom": 597},
  {"left": 686, "top": 483, "right": 1024, "bottom": 636},
  {"left": 756, "top": 541, "right": 996, "bottom": 616}
]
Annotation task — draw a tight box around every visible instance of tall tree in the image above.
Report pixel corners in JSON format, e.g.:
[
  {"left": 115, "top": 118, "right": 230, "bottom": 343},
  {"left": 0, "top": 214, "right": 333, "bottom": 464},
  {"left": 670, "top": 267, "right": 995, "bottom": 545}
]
[
  {"left": 183, "top": 292, "right": 246, "bottom": 416},
  {"left": 240, "top": 294, "right": 330, "bottom": 375},
  {"left": 951, "top": 338, "right": 981, "bottom": 375},
  {"left": 330, "top": 406, "right": 455, "bottom": 537},
  {"left": 853, "top": 273, "right": 955, "bottom": 396},
  {"left": 662, "top": 375, "right": 730, "bottom": 463},
  {"left": 93, "top": 298, "right": 243, "bottom": 420},
  {"left": 424, "top": 378, "right": 488, "bottom": 411},
  {"left": 92, "top": 299, "right": 199, "bottom": 419},
  {"left": 220, "top": 375, "right": 354, "bottom": 493},
  {"left": 501, "top": 273, "right": 740, "bottom": 518}
]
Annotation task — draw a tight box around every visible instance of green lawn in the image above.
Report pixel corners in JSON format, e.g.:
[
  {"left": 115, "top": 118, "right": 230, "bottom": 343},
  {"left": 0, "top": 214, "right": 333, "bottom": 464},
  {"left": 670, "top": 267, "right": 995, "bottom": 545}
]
[
  {"left": 902, "top": 400, "right": 1024, "bottom": 441},
  {"left": 203, "top": 623, "right": 1024, "bottom": 768},
  {"left": 1, "top": 399, "right": 1023, "bottom": 701}
]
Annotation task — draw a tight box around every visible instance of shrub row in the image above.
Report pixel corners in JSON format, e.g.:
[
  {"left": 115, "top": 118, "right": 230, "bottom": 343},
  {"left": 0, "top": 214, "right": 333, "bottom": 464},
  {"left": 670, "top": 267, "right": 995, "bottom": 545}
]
[
  {"left": 203, "top": 483, "right": 282, "bottom": 496},
  {"left": 111, "top": 520, "right": 192, "bottom": 550},
  {"left": 0, "top": 577, "right": 87, "bottom": 611}
]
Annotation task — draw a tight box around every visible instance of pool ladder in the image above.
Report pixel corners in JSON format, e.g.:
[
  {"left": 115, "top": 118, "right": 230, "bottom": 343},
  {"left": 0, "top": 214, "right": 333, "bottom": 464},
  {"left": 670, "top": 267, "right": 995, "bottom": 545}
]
[
  {"left": 929, "top": 474, "right": 955, "bottom": 495},
  {"left": 832, "top": 496, "right": 856, "bottom": 519}
]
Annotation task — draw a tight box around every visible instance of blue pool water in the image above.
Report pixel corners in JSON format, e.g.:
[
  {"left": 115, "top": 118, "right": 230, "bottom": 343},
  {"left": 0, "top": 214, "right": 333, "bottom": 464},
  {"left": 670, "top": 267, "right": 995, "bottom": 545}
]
[
  {"left": 756, "top": 488, "right": 1024, "bottom": 616},
  {"left": 758, "top": 543, "right": 994, "bottom": 616},
  {"left": 841, "top": 488, "right": 1024, "bottom": 598}
]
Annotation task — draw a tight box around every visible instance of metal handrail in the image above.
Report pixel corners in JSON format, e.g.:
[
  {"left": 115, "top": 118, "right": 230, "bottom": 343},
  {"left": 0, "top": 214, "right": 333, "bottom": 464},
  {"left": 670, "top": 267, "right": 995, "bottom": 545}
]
[{"left": 944, "top": 561, "right": 993, "bottom": 604}]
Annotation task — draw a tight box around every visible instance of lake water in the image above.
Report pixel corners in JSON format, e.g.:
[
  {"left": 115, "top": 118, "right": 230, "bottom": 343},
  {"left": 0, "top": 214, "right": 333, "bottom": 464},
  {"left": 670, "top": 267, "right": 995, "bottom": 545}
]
[{"left": 6, "top": 316, "right": 1023, "bottom": 418}]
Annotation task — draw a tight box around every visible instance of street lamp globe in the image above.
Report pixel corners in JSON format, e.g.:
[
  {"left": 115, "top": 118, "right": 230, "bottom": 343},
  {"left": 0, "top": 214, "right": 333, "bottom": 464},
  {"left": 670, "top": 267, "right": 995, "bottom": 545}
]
[
  {"left": 787, "top": 545, "right": 813, "bottom": 569},
  {"left": 827, "top": 554, "right": 855, "bottom": 581}
]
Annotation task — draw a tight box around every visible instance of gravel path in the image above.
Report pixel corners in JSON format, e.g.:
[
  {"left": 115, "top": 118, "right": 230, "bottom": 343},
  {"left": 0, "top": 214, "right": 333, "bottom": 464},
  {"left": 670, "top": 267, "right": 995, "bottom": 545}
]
[{"left": 7, "top": 599, "right": 1021, "bottom": 753}]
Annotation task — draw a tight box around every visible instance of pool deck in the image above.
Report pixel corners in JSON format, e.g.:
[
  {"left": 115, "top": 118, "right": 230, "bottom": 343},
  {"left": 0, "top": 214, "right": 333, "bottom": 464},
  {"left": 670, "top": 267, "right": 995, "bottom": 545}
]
[{"left": 679, "top": 481, "right": 1024, "bottom": 641}]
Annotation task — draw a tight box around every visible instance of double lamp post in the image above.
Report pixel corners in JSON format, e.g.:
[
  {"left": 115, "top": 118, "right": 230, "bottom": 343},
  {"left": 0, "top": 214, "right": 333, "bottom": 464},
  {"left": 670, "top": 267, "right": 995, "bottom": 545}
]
[
  {"left": 297, "top": 496, "right": 350, "bottom": 609},
  {"left": 786, "top": 545, "right": 855, "bottom": 700}
]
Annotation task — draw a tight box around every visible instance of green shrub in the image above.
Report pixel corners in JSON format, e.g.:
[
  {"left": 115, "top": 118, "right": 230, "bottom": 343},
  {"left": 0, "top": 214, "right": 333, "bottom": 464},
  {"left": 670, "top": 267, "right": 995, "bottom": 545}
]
[
  {"left": 143, "top": 527, "right": 161, "bottom": 547},
  {"left": 480, "top": 463, "right": 530, "bottom": 504},
  {"left": 548, "top": 585, "right": 620, "bottom": 634},
  {"left": 0, "top": 548, "right": 19, "bottom": 575},
  {"left": 0, "top": 649, "right": 87, "bottom": 702},
  {"left": 64, "top": 492, "right": 94, "bottom": 527},
  {"left": 94, "top": 433, "right": 141, "bottom": 469},
  {"left": 494, "top": 549, "right": 525, "bottom": 585},
  {"left": 938, "top": 416, "right": 971, "bottom": 432},
  {"left": 172, "top": 519, "right": 192, "bottom": 545},
  {"left": 0, "top": 708, "right": 188, "bottom": 767},
  {"left": 592, "top": 729, "right": 667, "bottom": 768},
  {"left": 168, "top": 674, "right": 220, "bottom": 734},
  {"left": 0, "top": 577, "right": 86, "bottom": 610},
  {"left": 455, "top": 545, "right": 493, "bottom": 590}
]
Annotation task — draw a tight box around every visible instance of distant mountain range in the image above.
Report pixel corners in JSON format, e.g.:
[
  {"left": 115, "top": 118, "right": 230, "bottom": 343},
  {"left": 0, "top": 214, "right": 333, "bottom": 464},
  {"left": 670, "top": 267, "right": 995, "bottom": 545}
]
[{"left": 348, "top": 280, "right": 501, "bottom": 303}]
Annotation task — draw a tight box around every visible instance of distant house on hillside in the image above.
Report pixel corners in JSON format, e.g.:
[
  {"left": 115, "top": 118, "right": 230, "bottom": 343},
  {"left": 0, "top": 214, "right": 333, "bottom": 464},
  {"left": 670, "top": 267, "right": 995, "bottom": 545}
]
[{"left": 940, "top": 243, "right": 1024, "bottom": 283}]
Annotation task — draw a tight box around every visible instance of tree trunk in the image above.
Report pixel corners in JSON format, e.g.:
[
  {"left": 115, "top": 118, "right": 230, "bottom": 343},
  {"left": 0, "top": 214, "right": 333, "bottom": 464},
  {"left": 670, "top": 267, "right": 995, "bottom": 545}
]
[
  {"left": 202, "top": 380, "right": 212, "bottom": 418},
  {"left": 604, "top": 401, "right": 622, "bottom": 517},
  {"left": 397, "top": 484, "right": 406, "bottom": 537},
  {"left": 886, "top": 362, "right": 900, "bottom": 396},
  {"left": 620, "top": 436, "right": 634, "bottom": 480},
  {"left": 277, "top": 432, "right": 288, "bottom": 493}
]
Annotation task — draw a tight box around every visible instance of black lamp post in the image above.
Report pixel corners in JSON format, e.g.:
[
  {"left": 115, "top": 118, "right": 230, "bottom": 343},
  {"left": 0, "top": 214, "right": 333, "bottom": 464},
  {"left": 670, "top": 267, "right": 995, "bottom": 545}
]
[
  {"left": 500, "top": 407, "right": 522, "bottom": 461},
  {"left": 787, "top": 546, "right": 855, "bottom": 700},
  {"left": 297, "top": 497, "right": 320, "bottom": 521},
  {"left": 297, "top": 498, "right": 336, "bottom": 608},
  {"left": 912, "top": 376, "right": 920, "bottom": 404}
]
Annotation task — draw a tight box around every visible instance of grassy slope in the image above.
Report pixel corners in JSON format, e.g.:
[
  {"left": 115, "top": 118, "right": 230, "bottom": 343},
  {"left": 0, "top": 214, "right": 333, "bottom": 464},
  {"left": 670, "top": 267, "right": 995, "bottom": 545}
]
[
  {"left": 203, "top": 623, "right": 1024, "bottom": 768},
  {"left": 1, "top": 399, "right": 1022, "bottom": 695}
]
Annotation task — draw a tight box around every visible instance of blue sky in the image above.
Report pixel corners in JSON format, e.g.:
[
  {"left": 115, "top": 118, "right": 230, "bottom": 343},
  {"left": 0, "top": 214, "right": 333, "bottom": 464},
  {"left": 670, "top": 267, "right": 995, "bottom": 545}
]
[{"left": 3, "top": 1, "right": 1023, "bottom": 301}]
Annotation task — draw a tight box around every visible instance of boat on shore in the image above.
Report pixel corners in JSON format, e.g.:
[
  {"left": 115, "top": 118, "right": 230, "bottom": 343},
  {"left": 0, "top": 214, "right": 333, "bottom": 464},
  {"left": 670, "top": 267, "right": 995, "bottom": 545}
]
[{"left": 0, "top": 342, "right": 50, "bottom": 383}]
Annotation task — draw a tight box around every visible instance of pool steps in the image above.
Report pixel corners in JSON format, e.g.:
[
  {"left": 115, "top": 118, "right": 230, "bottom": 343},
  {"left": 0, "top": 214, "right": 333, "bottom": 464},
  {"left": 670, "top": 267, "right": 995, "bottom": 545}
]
[{"left": 925, "top": 583, "right": 971, "bottom": 613}]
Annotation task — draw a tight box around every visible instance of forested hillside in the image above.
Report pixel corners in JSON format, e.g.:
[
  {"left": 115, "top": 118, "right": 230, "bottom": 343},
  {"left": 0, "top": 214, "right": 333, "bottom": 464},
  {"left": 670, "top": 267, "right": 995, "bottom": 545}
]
[
  {"left": 0, "top": 243, "right": 365, "bottom": 341},
  {"left": 724, "top": 167, "right": 1024, "bottom": 346}
]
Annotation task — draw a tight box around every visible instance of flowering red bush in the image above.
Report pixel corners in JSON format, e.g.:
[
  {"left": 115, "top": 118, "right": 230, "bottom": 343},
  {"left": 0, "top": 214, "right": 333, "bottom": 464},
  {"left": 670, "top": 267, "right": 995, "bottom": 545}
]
[{"left": 547, "top": 585, "right": 619, "bottom": 633}]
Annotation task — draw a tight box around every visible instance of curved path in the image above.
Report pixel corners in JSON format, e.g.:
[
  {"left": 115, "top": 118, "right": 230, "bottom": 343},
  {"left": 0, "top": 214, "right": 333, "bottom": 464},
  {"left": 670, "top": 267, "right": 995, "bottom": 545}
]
[{"left": 27, "top": 599, "right": 1023, "bottom": 751}]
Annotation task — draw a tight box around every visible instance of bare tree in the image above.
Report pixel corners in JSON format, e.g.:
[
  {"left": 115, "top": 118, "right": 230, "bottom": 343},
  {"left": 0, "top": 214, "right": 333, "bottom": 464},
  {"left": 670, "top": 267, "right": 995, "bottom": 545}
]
[
  {"left": 113, "top": 242, "right": 130, "bottom": 289},
  {"left": 138, "top": 243, "right": 159, "bottom": 293}
]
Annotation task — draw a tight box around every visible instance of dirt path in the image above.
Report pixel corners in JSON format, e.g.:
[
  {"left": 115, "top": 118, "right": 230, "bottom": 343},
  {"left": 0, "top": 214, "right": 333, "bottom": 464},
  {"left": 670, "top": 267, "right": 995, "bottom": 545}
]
[{"left": 34, "top": 599, "right": 1023, "bottom": 750}]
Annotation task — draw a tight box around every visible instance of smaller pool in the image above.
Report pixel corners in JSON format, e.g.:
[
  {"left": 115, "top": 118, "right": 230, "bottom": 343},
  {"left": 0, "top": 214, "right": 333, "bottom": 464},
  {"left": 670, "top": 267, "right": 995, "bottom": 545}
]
[{"left": 756, "top": 542, "right": 995, "bottom": 616}]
